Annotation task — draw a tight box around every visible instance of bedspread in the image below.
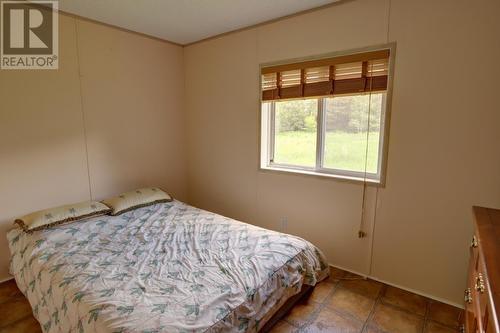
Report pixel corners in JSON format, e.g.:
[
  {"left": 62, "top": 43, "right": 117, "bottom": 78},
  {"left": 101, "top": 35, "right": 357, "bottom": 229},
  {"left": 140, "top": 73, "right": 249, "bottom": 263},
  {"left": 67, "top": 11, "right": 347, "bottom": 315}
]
[{"left": 7, "top": 200, "right": 329, "bottom": 333}]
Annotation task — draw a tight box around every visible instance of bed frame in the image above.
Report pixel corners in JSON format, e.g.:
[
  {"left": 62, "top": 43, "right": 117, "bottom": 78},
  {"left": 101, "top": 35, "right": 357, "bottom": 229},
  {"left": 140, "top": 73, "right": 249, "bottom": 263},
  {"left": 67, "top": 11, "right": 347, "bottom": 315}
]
[{"left": 259, "top": 285, "right": 314, "bottom": 332}]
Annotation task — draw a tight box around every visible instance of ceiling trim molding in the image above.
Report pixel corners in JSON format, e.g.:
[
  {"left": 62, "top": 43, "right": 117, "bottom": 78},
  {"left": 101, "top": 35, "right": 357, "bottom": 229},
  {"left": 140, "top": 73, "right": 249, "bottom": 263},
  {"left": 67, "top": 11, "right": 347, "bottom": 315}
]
[
  {"left": 33, "top": 0, "right": 350, "bottom": 47},
  {"left": 56, "top": 8, "right": 184, "bottom": 47},
  {"left": 183, "top": 0, "right": 351, "bottom": 47}
]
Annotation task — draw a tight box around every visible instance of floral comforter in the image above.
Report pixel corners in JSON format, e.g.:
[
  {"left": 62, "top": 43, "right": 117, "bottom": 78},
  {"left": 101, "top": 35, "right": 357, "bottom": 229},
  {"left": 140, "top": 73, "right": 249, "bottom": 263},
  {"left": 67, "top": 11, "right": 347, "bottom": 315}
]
[{"left": 7, "top": 200, "right": 329, "bottom": 333}]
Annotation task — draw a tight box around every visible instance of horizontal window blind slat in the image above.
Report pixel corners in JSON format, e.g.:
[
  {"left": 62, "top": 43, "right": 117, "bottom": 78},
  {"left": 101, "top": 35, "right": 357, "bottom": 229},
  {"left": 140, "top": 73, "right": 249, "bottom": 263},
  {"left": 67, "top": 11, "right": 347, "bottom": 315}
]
[
  {"left": 260, "top": 49, "right": 390, "bottom": 101},
  {"left": 305, "top": 66, "right": 330, "bottom": 83},
  {"left": 280, "top": 69, "right": 301, "bottom": 88},
  {"left": 334, "top": 62, "right": 363, "bottom": 80},
  {"left": 279, "top": 86, "right": 302, "bottom": 99},
  {"left": 304, "top": 81, "right": 332, "bottom": 97},
  {"left": 262, "top": 72, "right": 277, "bottom": 90},
  {"left": 261, "top": 49, "right": 389, "bottom": 74},
  {"left": 367, "top": 58, "right": 388, "bottom": 77},
  {"left": 262, "top": 88, "right": 280, "bottom": 101}
]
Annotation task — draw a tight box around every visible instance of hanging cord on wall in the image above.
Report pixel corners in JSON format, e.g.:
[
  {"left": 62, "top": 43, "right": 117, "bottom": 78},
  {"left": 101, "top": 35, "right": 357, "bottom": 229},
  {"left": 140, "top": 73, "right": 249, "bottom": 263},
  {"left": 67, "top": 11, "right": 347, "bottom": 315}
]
[
  {"left": 364, "top": 0, "right": 391, "bottom": 277},
  {"left": 359, "top": 0, "right": 391, "bottom": 277},
  {"left": 358, "top": 61, "right": 374, "bottom": 239}
]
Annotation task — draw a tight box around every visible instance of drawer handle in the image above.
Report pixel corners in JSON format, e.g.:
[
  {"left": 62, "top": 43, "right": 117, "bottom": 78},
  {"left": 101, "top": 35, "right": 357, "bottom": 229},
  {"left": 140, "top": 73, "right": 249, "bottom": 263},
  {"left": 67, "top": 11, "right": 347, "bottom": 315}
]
[
  {"left": 470, "top": 235, "right": 478, "bottom": 248},
  {"left": 464, "top": 288, "right": 473, "bottom": 304},
  {"left": 475, "top": 273, "right": 485, "bottom": 293}
]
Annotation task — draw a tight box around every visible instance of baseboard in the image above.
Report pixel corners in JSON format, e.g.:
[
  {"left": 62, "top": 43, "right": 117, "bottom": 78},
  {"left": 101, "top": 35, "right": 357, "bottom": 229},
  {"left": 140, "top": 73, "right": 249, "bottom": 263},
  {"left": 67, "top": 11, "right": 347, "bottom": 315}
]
[
  {"left": 0, "top": 276, "right": 14, "bottom": 284},
  {"left": 329, "top": 263, "right": 464, "bottom": 309}
]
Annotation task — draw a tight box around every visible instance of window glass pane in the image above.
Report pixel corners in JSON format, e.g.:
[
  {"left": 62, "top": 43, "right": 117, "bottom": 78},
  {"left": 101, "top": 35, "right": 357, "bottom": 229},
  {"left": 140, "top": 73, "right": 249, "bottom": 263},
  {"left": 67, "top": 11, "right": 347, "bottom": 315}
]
[
  {"left": 323, "top": 93, "right": 384, "bottom": 173},
  {"left": 273, "top": 99, "right": 318, "bottom": 167}
]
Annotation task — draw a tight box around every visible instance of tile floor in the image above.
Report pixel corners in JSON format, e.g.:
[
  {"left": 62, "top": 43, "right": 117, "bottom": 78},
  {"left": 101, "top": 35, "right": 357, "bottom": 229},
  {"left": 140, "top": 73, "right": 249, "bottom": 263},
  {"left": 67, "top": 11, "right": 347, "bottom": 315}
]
[
  {"left": 270, "top": 268, "right": 464, "bottom": 333},
  {"left": 0, "top": 267, "right": 463, "bottom": 333}
]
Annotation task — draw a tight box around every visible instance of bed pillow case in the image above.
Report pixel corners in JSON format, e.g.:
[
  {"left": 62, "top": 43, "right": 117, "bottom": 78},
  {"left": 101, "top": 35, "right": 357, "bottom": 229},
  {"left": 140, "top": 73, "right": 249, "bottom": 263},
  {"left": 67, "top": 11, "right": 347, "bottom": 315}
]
[
  {"left": 101, "top": 187, "right": 172, "bottom": 215},
  {"left": 15, "top": 201, "right": 111, "bottom": 232}
]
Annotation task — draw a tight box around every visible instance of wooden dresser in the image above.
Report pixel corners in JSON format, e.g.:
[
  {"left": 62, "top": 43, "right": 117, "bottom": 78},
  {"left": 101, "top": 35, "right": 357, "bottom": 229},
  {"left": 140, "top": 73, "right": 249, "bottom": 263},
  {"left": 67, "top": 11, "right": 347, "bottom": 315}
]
[{"left": 465, "top": 206, "right": 500, "bottom": 332}]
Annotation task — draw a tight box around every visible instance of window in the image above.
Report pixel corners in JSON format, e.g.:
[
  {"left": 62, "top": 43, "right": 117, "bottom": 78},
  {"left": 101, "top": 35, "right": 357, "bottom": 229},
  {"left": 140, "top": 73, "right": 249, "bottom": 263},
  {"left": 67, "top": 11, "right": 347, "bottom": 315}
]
[{"left": 260, "top": 47, "right": 393, "bottom": 184}]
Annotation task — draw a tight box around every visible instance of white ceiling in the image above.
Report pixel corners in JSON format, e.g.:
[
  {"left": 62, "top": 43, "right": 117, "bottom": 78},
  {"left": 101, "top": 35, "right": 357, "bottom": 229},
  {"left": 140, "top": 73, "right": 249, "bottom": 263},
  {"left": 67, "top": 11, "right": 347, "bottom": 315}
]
[{"left": 58, "top": 0, "right": 339, "bottom": 45}]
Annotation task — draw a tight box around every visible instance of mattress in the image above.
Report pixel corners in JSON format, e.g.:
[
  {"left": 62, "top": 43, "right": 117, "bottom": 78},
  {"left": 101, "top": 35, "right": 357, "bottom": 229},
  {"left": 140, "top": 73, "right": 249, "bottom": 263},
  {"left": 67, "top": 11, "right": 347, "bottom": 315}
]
[{"left": 7, "top": 200, "right": 329, "bottom": 333}]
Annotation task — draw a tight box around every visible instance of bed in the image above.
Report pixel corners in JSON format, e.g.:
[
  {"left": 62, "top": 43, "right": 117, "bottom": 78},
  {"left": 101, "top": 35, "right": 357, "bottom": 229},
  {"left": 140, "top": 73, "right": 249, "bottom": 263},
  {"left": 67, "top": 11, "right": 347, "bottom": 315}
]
[{"left": 7, "top": 200, "right": 329, "bottom": 333}]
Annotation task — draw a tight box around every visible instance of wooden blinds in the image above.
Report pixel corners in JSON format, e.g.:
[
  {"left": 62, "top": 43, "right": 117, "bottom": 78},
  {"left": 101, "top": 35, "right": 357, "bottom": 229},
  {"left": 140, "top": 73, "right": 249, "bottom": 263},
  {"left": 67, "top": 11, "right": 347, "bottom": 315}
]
[{"left": 261, "top": 49, "right": 390, "bottom": 101}]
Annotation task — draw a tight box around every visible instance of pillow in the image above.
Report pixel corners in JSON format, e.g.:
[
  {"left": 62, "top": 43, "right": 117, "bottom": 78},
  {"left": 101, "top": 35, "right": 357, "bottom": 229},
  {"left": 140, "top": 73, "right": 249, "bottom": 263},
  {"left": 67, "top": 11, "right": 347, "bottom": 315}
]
[
  {"left": 15, "top": 201, "right": 111, "bottom": 232},
  {"left": 102, "top": 187, "right": 172, "bottom": 216}
]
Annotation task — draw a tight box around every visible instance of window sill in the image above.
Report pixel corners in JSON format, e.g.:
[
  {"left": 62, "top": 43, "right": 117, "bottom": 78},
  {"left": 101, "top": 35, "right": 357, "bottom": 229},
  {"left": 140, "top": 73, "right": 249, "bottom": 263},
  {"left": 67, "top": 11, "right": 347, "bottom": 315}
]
[{"left": 259, "top": 165, "right": 383, "bottom": 186}]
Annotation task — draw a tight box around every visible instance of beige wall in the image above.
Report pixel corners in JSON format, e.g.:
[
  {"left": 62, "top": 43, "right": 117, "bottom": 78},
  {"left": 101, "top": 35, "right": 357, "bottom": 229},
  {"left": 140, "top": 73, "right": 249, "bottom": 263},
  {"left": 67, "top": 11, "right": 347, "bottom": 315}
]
[
  {"left": 1, "top": 0, "right": 499, "bottom": 307},
  {"left": 0, "top": 14, "right": 187, "bottom": 280},
  {"left": 184, "top": 0, "right": 500, "bottom": 305}
]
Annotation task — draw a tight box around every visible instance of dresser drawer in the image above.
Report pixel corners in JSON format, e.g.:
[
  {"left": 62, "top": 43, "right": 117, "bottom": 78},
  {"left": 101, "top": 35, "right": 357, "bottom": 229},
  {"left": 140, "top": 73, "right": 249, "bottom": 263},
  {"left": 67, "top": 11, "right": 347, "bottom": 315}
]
[
  {"left": 465, "top": 207, "right": 500, "bottom": 333},
  {"left": 475, "top": 259, "right": 490, "bottom": 332},
  {"left": 466, "top": 235, "right": 480, "bottom": 332}
]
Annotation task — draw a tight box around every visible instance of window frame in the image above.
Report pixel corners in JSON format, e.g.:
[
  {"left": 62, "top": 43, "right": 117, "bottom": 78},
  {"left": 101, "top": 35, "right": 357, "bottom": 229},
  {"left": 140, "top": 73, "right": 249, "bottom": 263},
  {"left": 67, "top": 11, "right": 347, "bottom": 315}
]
[{"left": 259, "top": 44, "right": 396, "bottom": 186}]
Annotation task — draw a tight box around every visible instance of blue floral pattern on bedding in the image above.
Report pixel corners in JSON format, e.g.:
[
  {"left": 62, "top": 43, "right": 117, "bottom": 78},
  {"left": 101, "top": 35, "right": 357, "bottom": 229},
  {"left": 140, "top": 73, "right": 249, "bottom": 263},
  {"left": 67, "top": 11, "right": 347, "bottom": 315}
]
[{"left": 7, "top": 200, "right": 329, "bottom": 333}]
